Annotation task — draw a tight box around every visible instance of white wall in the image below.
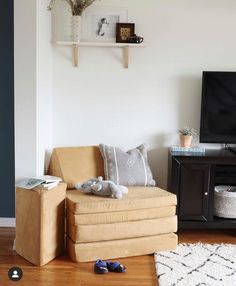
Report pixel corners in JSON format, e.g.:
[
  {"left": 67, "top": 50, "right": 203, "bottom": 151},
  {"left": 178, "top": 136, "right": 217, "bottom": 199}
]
[
  {"left": 15, "top": 0, "right": 53, "bottom": 181},
  {"left": 14, "top": 0, "right": 236, "bottom": 187},
  {"left": 52, "top": 0, "right": 236, "bottom": 188},
  {"left": 36, "top": 0, "right": 53, "bottom": 175},
  {"left": 14, "top": 0, "right": 37, "bottom": 180}
]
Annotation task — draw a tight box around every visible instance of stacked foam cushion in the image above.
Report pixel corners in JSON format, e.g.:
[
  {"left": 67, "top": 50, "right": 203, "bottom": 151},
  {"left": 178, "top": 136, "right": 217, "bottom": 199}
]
[{"left": 48, "top": 146, "right": 178, "bottom": 262}]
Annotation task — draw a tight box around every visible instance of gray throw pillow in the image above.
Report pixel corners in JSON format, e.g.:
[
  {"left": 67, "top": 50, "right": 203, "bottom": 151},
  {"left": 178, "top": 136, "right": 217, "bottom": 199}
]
[{"left": 99, "top": 144, "right": 156, "bottom": 186}]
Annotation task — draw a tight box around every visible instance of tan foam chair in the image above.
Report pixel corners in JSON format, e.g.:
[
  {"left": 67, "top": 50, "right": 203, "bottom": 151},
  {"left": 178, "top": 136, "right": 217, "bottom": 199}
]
[{"left": 47, "top": 146, "right": 178, "bottom": 262}]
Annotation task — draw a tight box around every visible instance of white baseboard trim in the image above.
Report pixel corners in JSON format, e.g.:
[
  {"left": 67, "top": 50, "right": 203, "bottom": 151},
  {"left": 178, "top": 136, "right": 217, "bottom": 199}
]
[{"left": 0, "top": 217, "right": 16, "bottom": 227}]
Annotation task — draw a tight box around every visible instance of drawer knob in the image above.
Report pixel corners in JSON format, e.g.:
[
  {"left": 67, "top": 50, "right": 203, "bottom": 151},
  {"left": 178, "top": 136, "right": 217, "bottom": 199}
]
[{"left": 204, "top": 192, "right": 208, "bottom": 196}]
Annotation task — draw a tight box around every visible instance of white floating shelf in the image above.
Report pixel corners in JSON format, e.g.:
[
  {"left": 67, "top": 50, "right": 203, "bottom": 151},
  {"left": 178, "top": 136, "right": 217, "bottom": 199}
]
[{"left": 57, "top": 41, "right": 145, "bottom": 68}]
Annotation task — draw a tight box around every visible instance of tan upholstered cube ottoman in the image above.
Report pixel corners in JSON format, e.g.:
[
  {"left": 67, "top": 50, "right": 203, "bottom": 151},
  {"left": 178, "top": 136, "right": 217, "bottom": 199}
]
[{"left": 16, "top": 183, "right": 67, "bottom": 266}]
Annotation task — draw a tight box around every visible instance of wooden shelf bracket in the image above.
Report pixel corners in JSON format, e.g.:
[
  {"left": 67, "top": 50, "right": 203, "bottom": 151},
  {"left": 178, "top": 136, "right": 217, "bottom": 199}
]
[
  {"left": 72, "top": 44, "right": 79, "bottom": 67},
  {"left": 57, "top": 41, "right": 145, "bottom": 68},
  {"left": 123, "top": 46, "right": 129, "bottom": 69}
]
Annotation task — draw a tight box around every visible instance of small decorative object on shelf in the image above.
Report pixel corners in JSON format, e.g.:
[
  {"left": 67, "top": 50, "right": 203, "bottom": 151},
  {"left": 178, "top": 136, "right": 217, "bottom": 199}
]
[
  {"left": 127, "top": 34, "right": 144, "bottom": 44},
  {"left": 83, "top": 7, "right": 128, "bottom": 42},
  {"left": 116, "top": 23, "right": 135, "bottom": 43},
  {"left": 47, "top": 0, "right": 97, "bottom": 41},
  {"left": 71, "top": 15, "right": 82, "bottom": 41},
  {"left": 178, "top": 126, "right": 198, "bottom": 147}
]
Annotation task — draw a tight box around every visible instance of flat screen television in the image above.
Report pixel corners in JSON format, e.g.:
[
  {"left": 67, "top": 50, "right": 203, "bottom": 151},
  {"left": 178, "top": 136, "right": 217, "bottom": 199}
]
[{"left": 200, "top": 71, "right": 236, "bottom": 144}]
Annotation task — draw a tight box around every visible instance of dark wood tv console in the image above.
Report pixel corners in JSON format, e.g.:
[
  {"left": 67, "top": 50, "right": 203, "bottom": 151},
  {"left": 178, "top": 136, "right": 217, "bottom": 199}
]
[{"left": 168, "top": 149, "right": 236, "bottom": 229}]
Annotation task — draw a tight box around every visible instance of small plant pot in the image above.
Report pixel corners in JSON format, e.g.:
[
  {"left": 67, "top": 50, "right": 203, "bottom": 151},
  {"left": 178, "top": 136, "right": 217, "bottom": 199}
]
[{"left": 179, "top": 135, "right": 193, "bottom": 147}]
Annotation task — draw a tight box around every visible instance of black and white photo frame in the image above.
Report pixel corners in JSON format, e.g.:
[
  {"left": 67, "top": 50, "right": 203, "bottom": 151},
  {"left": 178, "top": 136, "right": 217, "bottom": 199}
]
[{"left": 82, "top": 6, "right": 128, "bottom": 42}]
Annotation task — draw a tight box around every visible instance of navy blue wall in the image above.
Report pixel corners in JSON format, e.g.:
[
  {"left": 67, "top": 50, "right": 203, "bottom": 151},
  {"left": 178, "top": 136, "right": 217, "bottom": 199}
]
[{"left": 0, "top": 0, "right": 15, "bottom": 217}]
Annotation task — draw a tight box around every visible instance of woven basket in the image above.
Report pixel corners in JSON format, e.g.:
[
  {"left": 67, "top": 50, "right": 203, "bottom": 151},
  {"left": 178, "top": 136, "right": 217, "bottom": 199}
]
[{"left": 214, "top": 185, "right": 236, "bottom": 218}]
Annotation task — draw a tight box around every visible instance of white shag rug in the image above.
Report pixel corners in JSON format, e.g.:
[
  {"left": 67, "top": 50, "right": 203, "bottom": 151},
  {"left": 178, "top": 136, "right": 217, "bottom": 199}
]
[{"left": 155, "top": 243, "right": 236, "bottom": 286}]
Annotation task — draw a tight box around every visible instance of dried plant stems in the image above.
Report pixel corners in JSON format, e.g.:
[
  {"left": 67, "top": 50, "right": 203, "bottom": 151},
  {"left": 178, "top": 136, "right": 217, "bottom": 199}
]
[{"left": 48, "top": 0, "right": 96, "bottom": 16}]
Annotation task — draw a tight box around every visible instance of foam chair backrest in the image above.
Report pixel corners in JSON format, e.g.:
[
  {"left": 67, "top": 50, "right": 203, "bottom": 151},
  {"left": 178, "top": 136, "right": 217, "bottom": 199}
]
[{"left": 47, "top": 146, "right": 104, "bottom": 189}]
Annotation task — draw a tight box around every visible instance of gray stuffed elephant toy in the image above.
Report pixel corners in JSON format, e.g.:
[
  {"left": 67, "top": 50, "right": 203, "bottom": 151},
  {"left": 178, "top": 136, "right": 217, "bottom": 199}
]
[{"left": 75, "top": 176, "right": 128, "bottom": 199}]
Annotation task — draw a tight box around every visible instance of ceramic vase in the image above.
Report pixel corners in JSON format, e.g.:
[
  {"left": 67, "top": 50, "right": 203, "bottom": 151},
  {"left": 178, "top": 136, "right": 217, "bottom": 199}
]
[{"left": 71, "top": 15, "right": 82, "bottom": 41}]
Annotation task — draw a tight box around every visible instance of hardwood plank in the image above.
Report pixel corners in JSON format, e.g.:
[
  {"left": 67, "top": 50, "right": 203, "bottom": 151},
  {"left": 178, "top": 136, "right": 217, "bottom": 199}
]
[
  {"left": 0, "top": 228, "right": 157, "bottom": 286},
  {"left": 178, "top": 229, "right": 236, "bottom": 244},
  {"left": 1, "top": 228, "right": 236, "bottom": 286}
]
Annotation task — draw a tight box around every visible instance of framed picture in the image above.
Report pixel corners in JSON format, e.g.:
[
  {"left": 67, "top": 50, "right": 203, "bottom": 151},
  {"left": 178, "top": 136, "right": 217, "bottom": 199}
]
[
  {"left": 82, "top": 7, "right": 128, "bottom": 42},
  {"left": 116, "top": 23, "right": 135, "bottom": 43}
]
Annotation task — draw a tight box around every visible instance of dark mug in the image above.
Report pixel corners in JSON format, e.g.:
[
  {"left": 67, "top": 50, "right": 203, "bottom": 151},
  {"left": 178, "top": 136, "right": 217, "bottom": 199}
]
[{"left": 128, "top": 34, "right": 144, "bottom": 44}]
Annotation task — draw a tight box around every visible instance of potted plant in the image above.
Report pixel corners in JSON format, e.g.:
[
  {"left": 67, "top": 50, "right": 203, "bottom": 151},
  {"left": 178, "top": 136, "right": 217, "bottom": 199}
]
[
  {"left": 48, "top": 0, "right": 97, "bottom": 41},
  {"left": 178, "top": 126, "right": 198, "bottom": 147}
]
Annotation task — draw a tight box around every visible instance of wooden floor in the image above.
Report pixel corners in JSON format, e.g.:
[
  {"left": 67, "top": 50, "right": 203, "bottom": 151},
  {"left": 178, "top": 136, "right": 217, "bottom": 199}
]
[{"left": 0, "top": 228, "right": 236, "bottom": 286}]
